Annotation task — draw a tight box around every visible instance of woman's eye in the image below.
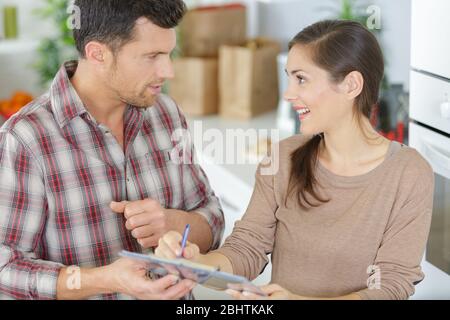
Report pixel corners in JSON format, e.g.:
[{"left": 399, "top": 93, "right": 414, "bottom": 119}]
[{"left": 297, "top": 76, "right": 305, "bottom": 84}]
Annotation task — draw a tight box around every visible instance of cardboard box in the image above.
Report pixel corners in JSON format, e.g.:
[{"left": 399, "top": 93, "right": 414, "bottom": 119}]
[
  {"left": 219, "top": 38, "right": 281, "bottom": 119},
  {"left": 179, "top": 4, "right": 246, "bottom": 58},
  {"left": 169, "top": 57, "right": 218, "bottom": 116}
]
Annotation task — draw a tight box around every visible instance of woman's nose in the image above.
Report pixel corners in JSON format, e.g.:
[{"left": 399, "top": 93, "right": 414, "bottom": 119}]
[
  {"left": 283, "top": 84, "right": 298, "bottom": 102},
  {"left": 283, "top": 91, "right": 294, "bottom": 102}
]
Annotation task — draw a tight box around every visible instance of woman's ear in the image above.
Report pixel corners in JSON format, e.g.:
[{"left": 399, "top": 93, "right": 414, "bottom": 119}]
[{"left": 341, "top": 71, "right": 364, "bottom": 100}]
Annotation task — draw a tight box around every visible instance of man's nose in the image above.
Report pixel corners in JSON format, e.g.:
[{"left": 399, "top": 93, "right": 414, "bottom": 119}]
[{"left": 157, "top": 56, "right": 175, "bottom": 80}]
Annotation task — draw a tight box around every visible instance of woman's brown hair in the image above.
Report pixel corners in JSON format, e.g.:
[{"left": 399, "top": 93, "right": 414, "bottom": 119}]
[{"left": 287, "top": 20, "right": 384, "bottom": 209}]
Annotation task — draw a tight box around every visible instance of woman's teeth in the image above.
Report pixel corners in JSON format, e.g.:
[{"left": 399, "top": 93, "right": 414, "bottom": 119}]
[{"left": 296, "top": 108, "right": 310, "bottom": 115}]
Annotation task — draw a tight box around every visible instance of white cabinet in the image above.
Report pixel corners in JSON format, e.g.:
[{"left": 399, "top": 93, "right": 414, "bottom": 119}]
[
  {"left": 411, "top": 0, "right": 450, "bottom": 79},
  {"left": 409, "top": 70, "right": 450, "bottom": 134}
]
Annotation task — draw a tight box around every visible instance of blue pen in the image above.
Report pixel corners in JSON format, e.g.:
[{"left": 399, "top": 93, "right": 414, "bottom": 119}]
[{"left": 178, "top": 224, "right": 190, "bottom": 258}]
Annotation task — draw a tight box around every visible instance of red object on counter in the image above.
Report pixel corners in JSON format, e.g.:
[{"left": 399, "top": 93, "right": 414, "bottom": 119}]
[
  {"left": 396, "top": 122, "right": 404, "bottom": 143},
  {"left": 377, "top": 122, "right": 406, "bottom": 143},
  {"left": 0, "top": 91, "right": 34, "bottom": 119},
  {"left": 387, "top": 131, "right": 395, "bottom": 141}
]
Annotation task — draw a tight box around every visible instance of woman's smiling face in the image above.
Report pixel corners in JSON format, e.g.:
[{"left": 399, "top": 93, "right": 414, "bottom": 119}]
[{"left": 284, "top": 44, "right": 352, "bottom": 136}]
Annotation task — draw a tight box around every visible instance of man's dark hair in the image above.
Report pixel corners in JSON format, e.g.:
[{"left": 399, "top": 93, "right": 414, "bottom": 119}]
[{"left": 73, "top": 0, "right": 187, "bottom": 58}]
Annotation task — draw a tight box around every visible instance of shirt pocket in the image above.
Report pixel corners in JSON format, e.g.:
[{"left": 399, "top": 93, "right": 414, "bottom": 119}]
[{"left": 136, "top": 149, "right": 185, "bottom": 208}]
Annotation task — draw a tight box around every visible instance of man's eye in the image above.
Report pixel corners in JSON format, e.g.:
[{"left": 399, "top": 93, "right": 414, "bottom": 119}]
[{"left": 146, "top": 54, "right": 158, "bottom": 60}]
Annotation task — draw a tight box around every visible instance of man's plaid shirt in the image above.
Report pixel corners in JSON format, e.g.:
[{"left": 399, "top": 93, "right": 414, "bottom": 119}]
[{"left": 0, "top": 61, "right": 224, "bottom": 299}]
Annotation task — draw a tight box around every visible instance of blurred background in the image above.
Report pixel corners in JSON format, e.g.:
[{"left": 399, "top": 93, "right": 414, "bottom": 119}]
[{"left": 0, "top": 0, "right": 411, "bottom": 143}]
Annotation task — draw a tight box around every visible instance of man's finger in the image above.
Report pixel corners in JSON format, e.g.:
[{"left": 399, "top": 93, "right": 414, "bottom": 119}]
[
  {"left": 123, "top": 201, "right": 146, "bottom": 219},
  {"left": 149, "top": 274, "right": 179, "bottom": 292},
  {"left": 126, "top": 212, "right": 162, "bottom": 231},
  {"left": 161, "top": 279, "right": 195, "bottom": 300},
  {"left": 110, "top": 201, "right": 129, "bottom": 213},
  {"left": 137, "top": 235, "right": 160, "bottom": 249},
  {"left": 131, "top": 224, "right": 155, "bottom": 239},
  {"left": 126, "top": 215, "right": 152, "bottom": 231}
]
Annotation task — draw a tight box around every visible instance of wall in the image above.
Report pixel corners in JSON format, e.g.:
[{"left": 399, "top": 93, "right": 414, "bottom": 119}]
[{"left": 256, "top": 0, "right": 412, "bottom": 90}]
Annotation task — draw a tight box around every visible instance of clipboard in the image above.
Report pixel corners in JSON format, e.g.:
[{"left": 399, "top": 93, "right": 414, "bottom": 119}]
[{"left": 119, "top": 250, "right": 267, "bottom": 296}]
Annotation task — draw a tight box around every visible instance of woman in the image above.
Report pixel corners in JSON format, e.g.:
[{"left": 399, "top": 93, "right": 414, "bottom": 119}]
[{"left": 156, "top": 20, "right": 434, "bottom": 300}]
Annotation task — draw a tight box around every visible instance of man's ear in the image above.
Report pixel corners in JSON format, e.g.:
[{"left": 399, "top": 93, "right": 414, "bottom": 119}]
[
  {"left": 341, "top": 71, "right": 364, "bottom": 100},
  {"left": 84, "top": 41, "right": 108, "bottom": 64}
]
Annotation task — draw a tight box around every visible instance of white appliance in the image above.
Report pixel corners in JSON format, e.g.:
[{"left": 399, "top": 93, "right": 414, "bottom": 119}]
[{"left": 408, "top": 0, "right": 450, "bottom": 299}]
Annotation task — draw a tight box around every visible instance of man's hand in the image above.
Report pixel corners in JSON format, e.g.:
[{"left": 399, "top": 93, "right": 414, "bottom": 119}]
[
  {"left": 105, "top": 257, "right": 195, "bottom": 300},
  {"left": 110, "top": 199, "right": 167, "bottom": 249},
  {"left": 57, "top": 257, "right": 196, "bottom": 300}
]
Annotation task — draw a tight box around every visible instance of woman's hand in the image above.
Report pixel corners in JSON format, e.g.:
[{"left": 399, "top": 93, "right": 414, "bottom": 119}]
[
  {"left": 226, "top": 284, "right": 297, "bottom": 300},
  {"left": 155, "top": 230, "right": 200, "bottom": 261},
  {"left": 226, "top": 284, "right": 361, "bottom": 300}
]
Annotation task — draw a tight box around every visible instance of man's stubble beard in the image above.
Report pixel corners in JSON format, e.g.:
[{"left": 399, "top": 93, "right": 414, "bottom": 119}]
[{"left": 107, "top": 63, "right": 156, "bottom": 109}]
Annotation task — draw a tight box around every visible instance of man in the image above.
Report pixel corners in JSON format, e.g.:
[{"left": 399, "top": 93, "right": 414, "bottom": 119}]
[{"left": 0, "top": 0, "right": 224, "bottom": 300}]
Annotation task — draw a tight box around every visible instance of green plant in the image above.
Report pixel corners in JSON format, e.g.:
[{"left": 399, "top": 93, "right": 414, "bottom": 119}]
[
  {"left": 33, "top": 0, "right": 77, "bottom": 88},
  {"left": 338, "top": 0, "right": 368, "bottom": 24}
]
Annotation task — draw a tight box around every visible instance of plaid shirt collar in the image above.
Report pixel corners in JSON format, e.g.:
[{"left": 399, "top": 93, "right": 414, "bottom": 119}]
[{"left": 49, "top": 60, "right": 89, "bottom": 128}]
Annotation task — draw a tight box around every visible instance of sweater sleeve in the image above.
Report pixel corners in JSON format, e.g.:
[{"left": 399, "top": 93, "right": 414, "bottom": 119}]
[
  {"left": 356, "top": 153, "right": 434, "bottom": 300},
  {"left": 214, "top": 157, "right": 278, "bottom": 280}
]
